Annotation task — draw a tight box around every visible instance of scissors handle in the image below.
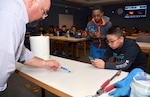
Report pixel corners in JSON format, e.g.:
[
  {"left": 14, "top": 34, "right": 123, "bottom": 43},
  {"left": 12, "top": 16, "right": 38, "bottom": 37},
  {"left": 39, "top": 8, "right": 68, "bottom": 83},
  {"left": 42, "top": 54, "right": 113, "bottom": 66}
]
[
  {"left": 105, "top": 84, "right": 115, "bottom": 92},
  {"left": 101, "top": 79, "right": 110, "bottom": 89}
]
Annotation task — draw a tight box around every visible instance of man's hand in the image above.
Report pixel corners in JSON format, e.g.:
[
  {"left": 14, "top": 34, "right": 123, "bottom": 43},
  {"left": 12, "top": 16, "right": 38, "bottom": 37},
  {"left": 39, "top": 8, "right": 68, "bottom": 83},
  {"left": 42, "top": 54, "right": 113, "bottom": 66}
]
[
  {"left": 88, "top": 31, "right": 101, "bottom": 38},
  {"left": 88, "top": 30, "right": 96, "bottom": 38},
  {"left": 91, "top": 59, "right": 105, "bottom": 68},
  {"left": 94, "top": 32, "right": 101, "bottom": 38},
  {"left": 43, "top": 60, "right": 61, "bottom": 70},
  {"left": 24, "top": 57, "right": 61, "bottom": 71}
]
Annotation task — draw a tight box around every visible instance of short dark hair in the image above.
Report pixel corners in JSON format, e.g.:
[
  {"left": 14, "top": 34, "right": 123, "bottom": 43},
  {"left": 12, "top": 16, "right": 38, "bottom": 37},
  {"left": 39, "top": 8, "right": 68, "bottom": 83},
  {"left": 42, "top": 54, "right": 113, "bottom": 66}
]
[
  {"left": 107, "top": 26, "right": 123, "bottom": 37},
  {"left": 71, "top": 26, "right": 76, "bottom": 29},
  {"left": 92, "top": 5, "right": 103, "bottom": 12},
  {"left": 62, "top": 25, "right": 67, "bottom": 28}
]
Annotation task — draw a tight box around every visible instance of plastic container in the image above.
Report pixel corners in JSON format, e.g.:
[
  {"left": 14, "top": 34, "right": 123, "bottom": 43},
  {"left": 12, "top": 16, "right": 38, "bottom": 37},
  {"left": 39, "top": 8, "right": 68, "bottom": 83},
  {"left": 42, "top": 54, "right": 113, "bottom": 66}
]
[{"left": 130, "top": 72, "right": 150, "bottom": 97}]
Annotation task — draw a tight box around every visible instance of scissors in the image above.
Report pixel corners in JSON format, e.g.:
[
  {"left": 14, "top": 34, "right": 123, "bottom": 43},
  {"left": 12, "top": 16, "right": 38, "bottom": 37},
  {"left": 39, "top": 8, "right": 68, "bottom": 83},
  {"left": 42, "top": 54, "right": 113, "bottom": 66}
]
[{"left": 93, "top": 70, "right": 121, "bottom": 97}]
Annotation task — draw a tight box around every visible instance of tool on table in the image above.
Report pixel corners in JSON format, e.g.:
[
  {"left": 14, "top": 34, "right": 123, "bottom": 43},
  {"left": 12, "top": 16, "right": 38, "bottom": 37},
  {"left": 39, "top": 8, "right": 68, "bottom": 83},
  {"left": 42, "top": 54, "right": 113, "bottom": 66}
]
[
  {"left": 93, "top": 70, "right": 121, "bottom": 97},
  {"left": 61, "top": 66, "right": 71, "bottom": 73}
]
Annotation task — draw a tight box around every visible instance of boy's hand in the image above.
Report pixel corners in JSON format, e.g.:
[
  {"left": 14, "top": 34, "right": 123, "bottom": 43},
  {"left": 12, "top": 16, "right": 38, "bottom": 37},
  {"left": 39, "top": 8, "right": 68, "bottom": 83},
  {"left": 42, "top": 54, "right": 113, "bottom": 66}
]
[{"left": 91, "top": 59, "right": 105, "bottom": 68}]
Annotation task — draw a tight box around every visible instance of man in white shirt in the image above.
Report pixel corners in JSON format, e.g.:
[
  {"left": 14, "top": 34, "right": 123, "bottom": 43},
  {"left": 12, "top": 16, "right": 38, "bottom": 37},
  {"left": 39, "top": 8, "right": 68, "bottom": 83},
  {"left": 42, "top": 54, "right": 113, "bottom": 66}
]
[{"left": 0, "top": 0, "right": 61, "bottom": 91}]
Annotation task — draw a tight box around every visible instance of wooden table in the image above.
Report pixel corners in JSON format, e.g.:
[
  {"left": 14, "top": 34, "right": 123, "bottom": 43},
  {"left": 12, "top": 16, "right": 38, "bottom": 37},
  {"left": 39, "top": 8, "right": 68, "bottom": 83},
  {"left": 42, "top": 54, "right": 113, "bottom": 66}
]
[
  {"left": 49, "top": 36, "right": 87, "bottom": 57},
  {"left": 137, "top": 42, "right": 150, "bottom": 70},
  {"left": 126, "top": 36, "right": 137, "bottom": 41},
  {"left": 16, "top": 56, "right": 128, "bottom": 97},
  {"left": 137, "top": 42, "right": 150, "bottom": 50}
]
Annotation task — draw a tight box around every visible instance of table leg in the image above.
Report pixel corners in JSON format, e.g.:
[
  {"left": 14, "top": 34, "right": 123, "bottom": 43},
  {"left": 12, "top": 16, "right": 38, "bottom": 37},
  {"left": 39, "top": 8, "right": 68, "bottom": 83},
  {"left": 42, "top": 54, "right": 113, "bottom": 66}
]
[
  {"left": 41, "top": 87, "right": 45, "bottom": 97},
  {"left": 83, "top": 41, "right": 86, "bottom": 56},
  {"left": 147, "top": 51, "right": 150, "bottom": 71},
  {"left": 75, "top": 43, "right": 79, "bottom": 57},
  {"left": 50, "top": 40, "right": 55, "bottom": 54}
]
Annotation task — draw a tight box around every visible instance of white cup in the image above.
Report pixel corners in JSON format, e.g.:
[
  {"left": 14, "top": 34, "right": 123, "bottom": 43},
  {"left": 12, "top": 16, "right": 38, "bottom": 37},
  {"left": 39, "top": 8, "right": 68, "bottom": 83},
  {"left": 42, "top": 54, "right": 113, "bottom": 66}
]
[
  {"left": 130, "top": 72, "right": 150, "bottom": 97},
  {"left": 56, "top": 31, "right": 59, "bottom": 36}
]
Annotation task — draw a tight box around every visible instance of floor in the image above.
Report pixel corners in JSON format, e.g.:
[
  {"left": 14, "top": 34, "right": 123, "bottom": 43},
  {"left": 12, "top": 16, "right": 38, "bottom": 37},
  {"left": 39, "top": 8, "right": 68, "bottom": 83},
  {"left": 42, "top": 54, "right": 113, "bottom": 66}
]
[
  {"left": 0, "top": 73, "right": 58, "bottom": 97},
  {"left": 0, "top": 49, "right": 90, "bottom": 97}
]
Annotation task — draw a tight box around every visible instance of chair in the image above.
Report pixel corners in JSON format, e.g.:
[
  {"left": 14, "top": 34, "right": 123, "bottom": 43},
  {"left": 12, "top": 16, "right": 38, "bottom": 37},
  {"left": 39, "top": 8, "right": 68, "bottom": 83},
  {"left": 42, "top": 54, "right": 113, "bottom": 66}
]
[{"left": 136, "top": 35, "right": 150, "bottom": 71}]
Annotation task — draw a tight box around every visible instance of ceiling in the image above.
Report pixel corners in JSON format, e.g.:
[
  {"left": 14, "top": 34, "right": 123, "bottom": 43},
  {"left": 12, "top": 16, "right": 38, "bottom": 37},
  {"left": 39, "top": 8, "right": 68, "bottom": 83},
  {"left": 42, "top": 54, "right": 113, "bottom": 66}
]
[{"left": 63, "top": 0, "right": 148, "bottom": 6}]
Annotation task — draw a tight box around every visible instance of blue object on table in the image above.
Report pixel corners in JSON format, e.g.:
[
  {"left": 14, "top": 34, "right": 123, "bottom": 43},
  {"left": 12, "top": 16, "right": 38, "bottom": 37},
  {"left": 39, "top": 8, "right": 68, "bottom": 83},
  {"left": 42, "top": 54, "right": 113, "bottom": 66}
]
[
  {"left": 61, "top": 66, "right": 71, "bottom": 73},
  {"left": 109, "top": 68, "right": 144, "bottom": 97}
]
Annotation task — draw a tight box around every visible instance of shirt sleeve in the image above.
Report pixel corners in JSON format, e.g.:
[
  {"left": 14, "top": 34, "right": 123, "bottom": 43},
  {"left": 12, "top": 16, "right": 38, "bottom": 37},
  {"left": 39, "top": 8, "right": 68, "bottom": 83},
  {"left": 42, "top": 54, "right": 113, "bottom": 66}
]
[
  {"left": 86, "top": 22, "right": 92, "bottom": 40},
  {"left": 86, "top": 21, "right": 98, "bottom": 40},
  {"left": 19, "top": 46, "right": 35, "bottom": 62},
  {"left": 101, "top": 21, "right": 112, "bottom": 39}
]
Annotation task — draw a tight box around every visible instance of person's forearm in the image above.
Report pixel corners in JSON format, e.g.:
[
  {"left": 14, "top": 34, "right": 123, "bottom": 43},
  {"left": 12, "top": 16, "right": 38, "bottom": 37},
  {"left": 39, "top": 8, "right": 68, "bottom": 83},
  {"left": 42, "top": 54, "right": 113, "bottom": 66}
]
[
  {"left": 105, "top": 60, "right": 132, "bottom": 70},
  {"left": 23, "top": 56, "right": 46, "bottom": 68}
]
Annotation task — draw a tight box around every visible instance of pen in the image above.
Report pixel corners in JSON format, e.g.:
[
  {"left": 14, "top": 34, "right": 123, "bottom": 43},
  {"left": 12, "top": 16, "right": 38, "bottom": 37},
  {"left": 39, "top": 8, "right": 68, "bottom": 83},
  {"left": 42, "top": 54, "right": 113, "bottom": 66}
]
[{"left": 61, "top": 66, "right": 71, "bottom": 73}]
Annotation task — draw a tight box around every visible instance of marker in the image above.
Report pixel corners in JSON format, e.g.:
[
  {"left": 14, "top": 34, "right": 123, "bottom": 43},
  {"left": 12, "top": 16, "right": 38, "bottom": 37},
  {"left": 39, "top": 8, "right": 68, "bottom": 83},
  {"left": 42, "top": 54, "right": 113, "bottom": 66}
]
[{"left": 61, "top": 66, "right": 71, "bottom": 73}]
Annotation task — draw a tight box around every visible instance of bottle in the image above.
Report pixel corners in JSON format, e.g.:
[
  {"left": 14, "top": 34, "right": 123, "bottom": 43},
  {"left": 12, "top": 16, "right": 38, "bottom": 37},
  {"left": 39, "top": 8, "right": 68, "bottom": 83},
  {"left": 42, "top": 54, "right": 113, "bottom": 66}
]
[
  {"left": 56, "top": 31, "right": 59, "bottom": 37},
  {"left": 67, "top": 31, "right": 70, "bottom": 38}
]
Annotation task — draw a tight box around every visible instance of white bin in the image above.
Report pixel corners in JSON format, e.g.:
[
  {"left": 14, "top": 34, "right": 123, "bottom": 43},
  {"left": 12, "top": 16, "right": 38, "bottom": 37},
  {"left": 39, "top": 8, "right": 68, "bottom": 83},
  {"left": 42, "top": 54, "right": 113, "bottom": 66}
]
[{"left": 130, "top": 72, "right": 150, "bottom": 97}]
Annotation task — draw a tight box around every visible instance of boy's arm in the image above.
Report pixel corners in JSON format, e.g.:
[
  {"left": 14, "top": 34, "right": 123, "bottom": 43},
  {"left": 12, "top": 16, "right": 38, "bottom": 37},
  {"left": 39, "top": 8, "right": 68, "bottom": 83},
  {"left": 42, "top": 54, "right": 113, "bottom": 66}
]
[{"left": 104, "top": 44, "right": 140, "bottom": 70}]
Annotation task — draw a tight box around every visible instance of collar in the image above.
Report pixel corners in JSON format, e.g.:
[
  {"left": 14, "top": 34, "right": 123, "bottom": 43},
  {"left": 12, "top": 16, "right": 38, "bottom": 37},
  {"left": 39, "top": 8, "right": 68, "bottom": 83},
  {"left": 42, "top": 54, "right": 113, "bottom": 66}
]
[{"left": 92, "top": 17, "right": 106, "bottom": 26}]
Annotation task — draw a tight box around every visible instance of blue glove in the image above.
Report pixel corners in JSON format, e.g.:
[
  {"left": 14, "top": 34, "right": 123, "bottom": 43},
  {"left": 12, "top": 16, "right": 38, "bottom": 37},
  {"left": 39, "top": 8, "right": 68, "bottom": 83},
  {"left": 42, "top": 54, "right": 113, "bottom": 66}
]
[{"left": 109, "top": 68, "right": 144, "bottom": 97}]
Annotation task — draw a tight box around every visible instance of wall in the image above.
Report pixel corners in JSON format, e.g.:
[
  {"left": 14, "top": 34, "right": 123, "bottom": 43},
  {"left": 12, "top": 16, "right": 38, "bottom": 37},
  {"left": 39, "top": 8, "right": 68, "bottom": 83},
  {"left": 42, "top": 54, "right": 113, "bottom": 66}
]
[
  {"left": 27, "top": 0, "right": 150, "bottom": 32},
  {"left": 39, "top": 0, "right": 90, "bottom": 30},
  {"left": 103, "top": 1, "right": 150, "bottom": 32}
]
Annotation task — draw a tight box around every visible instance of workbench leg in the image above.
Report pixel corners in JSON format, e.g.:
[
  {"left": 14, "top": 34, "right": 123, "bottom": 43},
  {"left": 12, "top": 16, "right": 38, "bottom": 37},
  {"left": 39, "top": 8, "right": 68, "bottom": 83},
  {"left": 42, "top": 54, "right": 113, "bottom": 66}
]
[
  {"left": 84, "top": 41, "right": 86, "bottom": 56},
  {"left": 147, "top": 51, "right": 150, "bottom": 71},
  {"left": 41, "top": 88, "right": 45, "bottom": 97},
  {"left": 75, "top": 43, "right": 79, "bottom": 57}
]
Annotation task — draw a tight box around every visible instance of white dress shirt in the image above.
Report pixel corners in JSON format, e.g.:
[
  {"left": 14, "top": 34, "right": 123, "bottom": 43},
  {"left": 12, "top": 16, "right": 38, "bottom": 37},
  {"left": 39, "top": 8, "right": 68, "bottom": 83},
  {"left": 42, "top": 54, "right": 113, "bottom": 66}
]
[{"left": 0, "top": 0, "right": 34, "bottom": 91}]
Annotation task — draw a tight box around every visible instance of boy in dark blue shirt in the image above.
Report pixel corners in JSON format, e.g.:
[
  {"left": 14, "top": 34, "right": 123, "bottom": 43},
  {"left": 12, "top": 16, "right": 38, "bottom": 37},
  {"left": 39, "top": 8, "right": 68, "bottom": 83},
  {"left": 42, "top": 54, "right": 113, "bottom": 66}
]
[{"left": 91, "top": 26, "right": 147, "bottom": 72}]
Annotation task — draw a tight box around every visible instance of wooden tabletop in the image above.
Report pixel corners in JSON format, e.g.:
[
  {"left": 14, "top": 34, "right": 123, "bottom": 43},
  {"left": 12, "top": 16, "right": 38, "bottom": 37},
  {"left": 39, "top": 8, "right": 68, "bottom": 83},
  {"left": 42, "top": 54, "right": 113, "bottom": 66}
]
[
  {"left": 137, "top": 42, "right": 150, "bottom": 50},
  {"left": 126, "top": 36, "right": 137, "bottom": 41},
  {"left": 49, "top": 36, "right": 86, "bottom": 42},
  {"left": 137, "top": 42, "right": 150, "bottom": 70}
]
